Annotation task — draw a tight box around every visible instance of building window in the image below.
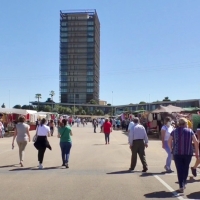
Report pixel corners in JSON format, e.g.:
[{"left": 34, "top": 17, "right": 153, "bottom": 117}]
[
  {"left": 60, "top": 27, "right": 68, "bottom": 31},
  {"left": 87, "top": 65, "right": 93, "bottom": 70},
  {"left": 87, "top": 82, "right": 94, "bottom": 87},
  {"left": 61, "top": 88, "right": 67, "bottom": 93},
  {"left": 60, "top": 33, "right": 68, "bottom": 37},
  {"left": 87, "top": 60, "right": 93, "bottom": 64},
  {"left": 60, "top": 82, "right": 67, "bottom": 86},
  {"left": 87, "top": 38, "right": 94, "bottom": 42},
  {"left": 88, "top": 43, "right": 94, "bottom": 47},
  {"left": 88, "top": 21, "right": 94, "bottom": 25},
  {"left": 61, "top": 22, "right": 67, "bottom": 26},
  {"left": 88, "top": 32, "right": 94, "bottom": 37},
  {"left": 87, "top": 71, "right": 93, "bottom": 75},
  {"left": 87, "top": 88, "right": 93, "bottom": 93},
  {"left": 61, "top": 38, "right": 68, "bottom": 42},
  {"left": 87, "top": 76, "right": 93, "bottom": 81},
  {"left": 88, "top": 27, "right": 94, "bottom": 31}
]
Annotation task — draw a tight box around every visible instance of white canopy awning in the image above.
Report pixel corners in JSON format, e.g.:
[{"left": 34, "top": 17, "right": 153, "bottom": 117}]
[{"left": 0, "top": 108, "right": 37, "bottom": 115}]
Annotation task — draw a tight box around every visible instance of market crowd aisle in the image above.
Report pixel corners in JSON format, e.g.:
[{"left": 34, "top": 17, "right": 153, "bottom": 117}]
[{"left": 0, "top": 124, "right": 200, "bottom": 200}]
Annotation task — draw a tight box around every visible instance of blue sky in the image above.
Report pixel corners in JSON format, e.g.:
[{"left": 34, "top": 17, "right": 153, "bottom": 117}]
[{"left": 0, "top": 0, "right": 200, "bottom": 107}]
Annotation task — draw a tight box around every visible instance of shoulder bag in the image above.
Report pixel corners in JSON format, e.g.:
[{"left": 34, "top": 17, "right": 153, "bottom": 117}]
[{"left": 32, "top": 126, "right": 39, "bottom": 142}]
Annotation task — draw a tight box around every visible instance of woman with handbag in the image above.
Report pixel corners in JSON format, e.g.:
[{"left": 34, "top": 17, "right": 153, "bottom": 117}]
[
  {"left": 12, "top": 116, "right": 31, "bottom": 167},
  {"left": 34, "top": 118, "right": 51, "bottom": 169},
  {"left": 58, "top": 119, "right": 72, "bottom": 168}
]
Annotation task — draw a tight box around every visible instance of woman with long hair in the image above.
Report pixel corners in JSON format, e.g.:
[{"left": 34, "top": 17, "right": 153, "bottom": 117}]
[
  {"left": 34, "top": 118, "right": 51, "bottom": 169},
  {"left": 12, "top": 116, "right": 31, "bottom": 167},
  {"left": 168, "top": 118, "right": 199, "bottom": 194},
  {"left": 58, "top": 119, "right": 72, "bottom": 168}
]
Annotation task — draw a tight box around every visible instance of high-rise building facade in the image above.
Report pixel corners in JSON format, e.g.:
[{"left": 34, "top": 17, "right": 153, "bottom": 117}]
[{"left": 59, "top": 10, "right": 100, "bottom": 104}]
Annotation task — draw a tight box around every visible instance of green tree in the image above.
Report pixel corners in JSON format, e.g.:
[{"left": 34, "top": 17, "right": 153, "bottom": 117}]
[
  {"left": 65, "top": 107, "right": 72, "bottom": 114},
  {"left": 84, "top": 107, "right": 89, "bottom": 114},
  {"left": 13, "top": 105, "right": 21, "bottom": 109},
  {"left": 71, "top": 106, "right": 78, "bottom": 115},
  {"left": 140, "top": 106, "right": 144, "bottom": 110},
  {"left": 44, "top": 105, "right": 51, "bottom": 112},
  {"left": 139, "top": 101, "right": 146, "bottom": 104},
  {"left": 21, "top": 105, "right": 29, "bottom": 109},
  {"left": 35, "top": 94, "right": 42, "bottom": 111},
  {"left": 49, "top": 91, "right": 55, "bottom": 111},
  {"left": 124, "top": 107, "right": 129, "bottom": 111},
  {"left": 81, "top": 110, "right": 86, "bottom": 115},
  {"left": 1, "top": 103, "right": 5, "bottom": 108},
  {"left": 107, "top": 103, "right": 111, "bottom": 106},
  {"left": 78, "top": 107, "right": 83, "bottom": 115},
  {"left": 163, "top": 97, "right": 171, "bottom": 101},
  {"left": 88, "top": 99, "right": 98, "bottom": 104},
  {"left": 98, "top": 110, "right": 104, "bottom": 116}
]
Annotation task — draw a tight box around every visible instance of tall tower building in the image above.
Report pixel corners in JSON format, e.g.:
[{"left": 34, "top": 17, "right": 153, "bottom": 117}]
[{"left": 59, "top": 10, "right": 100, "bottom": 104}]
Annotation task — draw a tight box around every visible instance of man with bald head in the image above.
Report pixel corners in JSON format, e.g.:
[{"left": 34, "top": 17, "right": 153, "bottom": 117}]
[{"left": 129, "top": 117, "right": 148, "bottom": 172}]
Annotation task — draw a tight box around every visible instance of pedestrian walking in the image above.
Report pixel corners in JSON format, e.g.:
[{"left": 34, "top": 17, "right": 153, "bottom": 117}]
[
  {"left": 12, "top": 116, "right": 31, "bottom": 167},
  {"left": 102, "top": 118, "right": 112, "bottom": 144},
  {"left": 191, "top": 123, "right": 200, "bottom": 177},
  {"left": 0, "top": 113, "right": 5, "bottom": 138},
  {"left": 49, "top": 120, "right": 55, "bottom": 136},
  {"left": 128, "top": 117, "right": 148, "bottom": 172},
  {"left": 34, "top": 118, "right": 51, "bottom": 169},
  {"left": 58, "top": 119, "right": 72, "bottom": 168},
  {"left": 161, "top": 117, "right": 174, "bottom": 173},
  {"left": 128, "top": 119, "right": 135, "bottom": 143},
  {"left": 168, "top": 118, "right": 199, "bottom": 194},
  {"left": 93, "top": 119, "right": 97, "bottom": 133}
]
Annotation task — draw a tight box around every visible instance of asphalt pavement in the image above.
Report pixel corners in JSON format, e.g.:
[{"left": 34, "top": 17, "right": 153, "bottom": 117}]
[{"left": 0, "top": 123, "right": 199, "bottom": 200}]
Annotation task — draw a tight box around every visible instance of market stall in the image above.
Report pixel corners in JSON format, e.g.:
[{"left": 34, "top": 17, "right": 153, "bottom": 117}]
[{"left": 0, "top": 108, "right": 37, "bottom": 132}]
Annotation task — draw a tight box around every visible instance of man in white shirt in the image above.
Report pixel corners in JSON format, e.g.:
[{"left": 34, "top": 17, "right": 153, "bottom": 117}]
[
  {"left": 127, "top": 119, "right": 134, "bottom": 143},
  {"left": 129, "top": 117, "right": 148, "bottom": 172}
]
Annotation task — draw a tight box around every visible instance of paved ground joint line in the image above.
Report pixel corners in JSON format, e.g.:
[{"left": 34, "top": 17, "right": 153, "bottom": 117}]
[{"left": 154, "top": 175, "right": 199, "bottom": 200}]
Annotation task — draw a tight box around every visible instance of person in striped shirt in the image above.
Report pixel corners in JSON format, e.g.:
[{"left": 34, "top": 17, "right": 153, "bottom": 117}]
[{"left": 168, "top": 118, "right": 199, "bottom": 194}]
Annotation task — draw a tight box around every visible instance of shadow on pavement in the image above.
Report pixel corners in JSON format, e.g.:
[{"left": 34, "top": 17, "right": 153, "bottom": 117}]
[
  {"left": 31, "top": 166, "right": 63, "bottom": 170},
  {"left": 175, "top": 177, "right": 200, "bottom": 184},
  {"left": 0, "top": 164, "right": 19, "bottom": 168},
  {"left": 9, "top": 166, "right": 62, "bottom": 171},
  {"left": 140, "top": 172, "right": 167, "bottom": 177},
  {"left": 144, "top": 191, "right": 175, "bottom": 198},
  {"left": 9, "top": 167, "right": 33, "bottom": 171},
  {"left": 187, "top": 191, "right": 200, "bottom": 199},
  {"left": 107, "top": 170, "right": 140, "bottom": 174}
]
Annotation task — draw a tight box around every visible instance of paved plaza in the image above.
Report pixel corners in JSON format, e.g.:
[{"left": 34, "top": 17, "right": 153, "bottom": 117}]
[{"left": 0, "top": 124, "right": 199, "bottom": 200}]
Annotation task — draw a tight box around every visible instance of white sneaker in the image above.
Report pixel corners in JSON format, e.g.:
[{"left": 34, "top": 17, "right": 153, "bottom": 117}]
[{"left": 38, "top": 164, "right": 44, "bottom": 169}]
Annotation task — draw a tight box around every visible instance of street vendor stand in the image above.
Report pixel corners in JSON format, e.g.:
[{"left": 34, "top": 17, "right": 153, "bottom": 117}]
[
  {"left": 149, "top": 105, "right": 184, "bottom": 138},
  {"left": 0, "top": 108, "right": 37, "bottom": 134}
]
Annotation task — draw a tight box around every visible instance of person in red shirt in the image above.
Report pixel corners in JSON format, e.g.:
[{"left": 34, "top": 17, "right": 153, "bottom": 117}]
[{"left": 103, "top": 118, "right": 112, "bottom": 145}]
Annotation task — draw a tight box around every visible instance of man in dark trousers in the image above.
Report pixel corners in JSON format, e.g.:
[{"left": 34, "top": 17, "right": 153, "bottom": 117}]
[{"left": 129, "top": 117, "right": 148, "bottom": 172}]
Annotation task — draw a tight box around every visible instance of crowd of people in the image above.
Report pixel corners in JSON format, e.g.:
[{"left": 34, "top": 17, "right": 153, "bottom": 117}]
[
  {"left": 10, "top": 116, "right": 73, "bottom": 169},
  {"left": 1, "top": 113, "right": 200, "bottom": 194},
  {"left": 93, "top": 115, "right": 200, "bottom": 194},
  {"left": 127, "top": 116, "right": 200, "bottom": 194}
]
